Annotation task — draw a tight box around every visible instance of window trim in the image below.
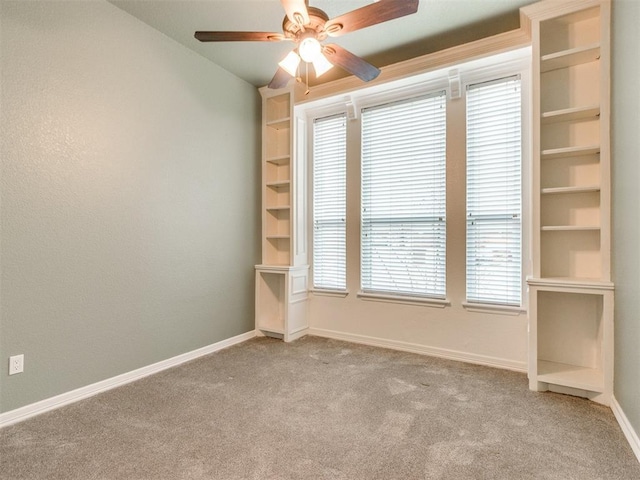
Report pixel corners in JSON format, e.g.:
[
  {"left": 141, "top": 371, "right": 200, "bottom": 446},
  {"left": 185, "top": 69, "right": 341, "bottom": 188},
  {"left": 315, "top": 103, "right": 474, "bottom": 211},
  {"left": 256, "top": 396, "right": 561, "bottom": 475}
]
[
  {"left": 461, "top": 61, "right": 531, "bottom": 311},
  {"left": 357, "top": 290, "right": 450, "bottom": 308}
]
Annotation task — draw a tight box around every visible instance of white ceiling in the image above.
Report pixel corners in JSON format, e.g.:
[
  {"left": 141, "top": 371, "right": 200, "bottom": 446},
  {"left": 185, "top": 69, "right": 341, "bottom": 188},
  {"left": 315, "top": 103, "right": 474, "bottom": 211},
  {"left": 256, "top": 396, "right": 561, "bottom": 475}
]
[{"left": 108, "top": 0, "right": 532, "bottom": 87}]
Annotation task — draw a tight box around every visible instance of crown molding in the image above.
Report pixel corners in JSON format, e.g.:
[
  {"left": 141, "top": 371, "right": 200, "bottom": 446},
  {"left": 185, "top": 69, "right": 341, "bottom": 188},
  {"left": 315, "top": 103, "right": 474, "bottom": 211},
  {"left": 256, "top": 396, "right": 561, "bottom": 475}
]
[{"left": 297, "top": 27, "right": 530, "bottom": 104}]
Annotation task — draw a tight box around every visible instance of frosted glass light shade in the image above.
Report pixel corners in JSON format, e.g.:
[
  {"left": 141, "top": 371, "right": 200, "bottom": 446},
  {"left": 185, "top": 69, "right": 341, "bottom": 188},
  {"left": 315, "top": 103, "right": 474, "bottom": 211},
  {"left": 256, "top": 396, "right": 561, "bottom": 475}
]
[
  {"left": 312, "top": 54, "right": 333, "bottom": 77},
  {"left": 299, "top": 37, "right": 322, "bottom": 63},
  {"left": 278, "top": 51, "right": 301, "bottom": 77}
]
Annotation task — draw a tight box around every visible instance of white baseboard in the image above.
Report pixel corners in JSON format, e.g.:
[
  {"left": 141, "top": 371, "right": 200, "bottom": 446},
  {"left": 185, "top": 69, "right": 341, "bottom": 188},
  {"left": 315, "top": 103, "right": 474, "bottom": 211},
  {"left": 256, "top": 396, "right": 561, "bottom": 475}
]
[
  {"left": 611, "top": 395, "right": 640, "bottom": 464},
  {"left": 0, "top": 330, "right": 256, "bottom": 429},
  {"left": 307, "top": 327, "right": 527, "bottom": 373}
]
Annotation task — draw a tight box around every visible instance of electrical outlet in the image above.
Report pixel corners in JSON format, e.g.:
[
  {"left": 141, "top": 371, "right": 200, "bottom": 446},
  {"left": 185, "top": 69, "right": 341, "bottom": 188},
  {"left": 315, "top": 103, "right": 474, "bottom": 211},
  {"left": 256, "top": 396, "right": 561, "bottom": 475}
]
[{"left": 9, "top": 354, "right": 24, "bottom": 375}]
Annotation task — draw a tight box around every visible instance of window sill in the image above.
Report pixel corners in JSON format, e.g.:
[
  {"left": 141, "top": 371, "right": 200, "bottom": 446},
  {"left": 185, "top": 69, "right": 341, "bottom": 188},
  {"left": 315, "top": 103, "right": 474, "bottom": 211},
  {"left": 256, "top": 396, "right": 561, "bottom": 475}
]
[
  {"left": 310, "top": 289, "right": 349, "bottom": 298},
  {"left": 357, "top": 291, "right": 450, "bottom": 308},
  {"left": 462, "top": 302, "right": 525, "bottom": 316}
]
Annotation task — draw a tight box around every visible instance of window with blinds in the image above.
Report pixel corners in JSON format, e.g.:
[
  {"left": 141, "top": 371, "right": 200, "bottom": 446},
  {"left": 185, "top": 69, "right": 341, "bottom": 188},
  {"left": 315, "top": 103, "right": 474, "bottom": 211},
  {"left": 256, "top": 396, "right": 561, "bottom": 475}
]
[
  {"left": 361, "top": 91, "right": 447, "bottom": 298},
  {"left": 466, "top": 76, "right": 522, "bottom": 306},
  {"left": 312, "top": 114, "right": 347, "bottom": 290}
]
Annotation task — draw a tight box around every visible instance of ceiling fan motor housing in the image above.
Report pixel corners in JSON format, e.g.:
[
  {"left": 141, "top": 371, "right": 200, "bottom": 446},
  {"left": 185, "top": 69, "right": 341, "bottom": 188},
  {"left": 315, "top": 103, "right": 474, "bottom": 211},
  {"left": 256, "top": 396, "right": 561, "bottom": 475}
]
[{"left": 282, "top": 6, "right": 334, "bottom": 42}]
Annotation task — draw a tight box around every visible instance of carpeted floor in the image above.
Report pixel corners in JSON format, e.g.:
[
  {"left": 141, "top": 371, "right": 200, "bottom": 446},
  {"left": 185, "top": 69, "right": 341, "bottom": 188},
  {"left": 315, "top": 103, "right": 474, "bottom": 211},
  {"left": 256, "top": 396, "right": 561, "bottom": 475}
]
[{"left": 1, "top": 336, "right": 639, "bottom": 479}]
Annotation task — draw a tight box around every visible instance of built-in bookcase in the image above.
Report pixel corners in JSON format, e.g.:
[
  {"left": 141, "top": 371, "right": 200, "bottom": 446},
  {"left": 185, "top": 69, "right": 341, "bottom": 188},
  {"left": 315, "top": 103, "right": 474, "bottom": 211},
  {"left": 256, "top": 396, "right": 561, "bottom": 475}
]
[
  {"left": 523, "top": 0, "right": 612, "bottom": 405},
  {"left": 264, "top": 92, "right": 293, "bottom": 266},
  {"left": 255, "top": 85, "right": 309, "bottom": 342}
]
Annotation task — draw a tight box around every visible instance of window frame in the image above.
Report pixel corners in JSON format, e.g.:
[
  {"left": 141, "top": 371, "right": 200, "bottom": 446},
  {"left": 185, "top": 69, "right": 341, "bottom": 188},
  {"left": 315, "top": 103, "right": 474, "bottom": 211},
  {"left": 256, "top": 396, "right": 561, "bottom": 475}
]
[
  {"left": 307, "top": 105, "right": 350, "bottom": 296},
  {"left": 311, "top": 112, "right": 348, "bottom": 292},
  {"left": 300, "top": 47, "right": 531, "bottom": 311},
  {"left": 465, "top": 74, "right": 524, "bottom": 308},
  {"left": 459, "top": 59, "right": 531, "bottom": 314},
  {"left": 360, "top": 90, "right": 448, "bottom": 301}
]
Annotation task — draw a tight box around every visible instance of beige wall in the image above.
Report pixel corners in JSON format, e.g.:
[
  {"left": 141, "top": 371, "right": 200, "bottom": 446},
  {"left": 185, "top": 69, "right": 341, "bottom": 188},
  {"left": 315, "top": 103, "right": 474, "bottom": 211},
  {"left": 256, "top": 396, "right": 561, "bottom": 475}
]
[
  {"left": 612, "top": 0, "right": 640, "bottom": 442},
  {"left": 0, "top": 0, "right": 260, "bottom": 412}
]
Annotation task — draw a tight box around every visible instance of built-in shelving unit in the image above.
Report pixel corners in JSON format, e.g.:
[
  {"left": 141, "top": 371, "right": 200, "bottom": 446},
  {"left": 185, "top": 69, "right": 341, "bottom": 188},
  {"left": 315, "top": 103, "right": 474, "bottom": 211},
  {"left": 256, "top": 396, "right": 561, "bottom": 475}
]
[
  {"left": 523, "top": 0, "right": 612, "bottom": 405},
  {"left": 255, "top": 85, "right": 309, "bottom": 342}
]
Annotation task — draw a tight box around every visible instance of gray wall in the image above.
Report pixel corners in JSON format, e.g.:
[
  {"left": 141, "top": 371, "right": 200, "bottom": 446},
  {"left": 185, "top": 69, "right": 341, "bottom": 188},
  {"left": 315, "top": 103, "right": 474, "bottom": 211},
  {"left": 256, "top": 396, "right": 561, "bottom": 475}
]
[
  {"left": 612, "top": 0, "right": 640, "bottom": 438},
  {"left": 0, "top": 0, "right": 260, "bottom": 412}
]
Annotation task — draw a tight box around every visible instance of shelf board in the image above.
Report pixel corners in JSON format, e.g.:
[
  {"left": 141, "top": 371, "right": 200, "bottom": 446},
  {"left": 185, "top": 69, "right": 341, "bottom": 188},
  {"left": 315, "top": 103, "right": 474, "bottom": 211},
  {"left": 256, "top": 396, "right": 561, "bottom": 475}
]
[
  {"left": 541, "top": 105, "right": 600, "bottom": 124},
  {"left": 257, "top": 323, "right": 284, "bottom": 335},
  {"left": 537, "top": 360, "right": 604, "bottom": 392},
  {"left": 266, "top": 180, "right": 290, "bottom": 189},
  {"left": 541, "top": 145, "right": 600, "bottom": 160},
  {"left": 541, "top": 185, "right": 600, "bottom": 195},
  {"left": 265, "top": 155, "right": 290, "bottom": 165},
  {"left": 266, "top": 117, "right": 290, "bottom": 130},
  {"left": 540, "top": 43, "right": 600, "bottom": 72},
  {"left": 266, "top": 205, "right": 290, "bottom": 211},
  {"left": 527, "top": 277, "right": 614, "bottom": 290},
  {"left": 265, "top": 235, "right": 290, "bottom": 240},
  {"left": 541, "top": 225, "right": 600, "bottom": 231}
]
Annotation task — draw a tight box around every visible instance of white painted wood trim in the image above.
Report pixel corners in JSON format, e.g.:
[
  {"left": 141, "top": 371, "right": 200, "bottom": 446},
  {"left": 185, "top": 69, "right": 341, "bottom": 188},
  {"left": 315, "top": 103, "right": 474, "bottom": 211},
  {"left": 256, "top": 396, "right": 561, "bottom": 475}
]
[
  {"left": 357, "top": 291, "right": 450, "bottom": 308},
  {"left": 309, "top": 288, "right": 349, "bottom": 298},
  {"left": 0, "top": 330, "right": 256, "bottom": 429},
  {"left": 300, "top": 29, "right": 530, "bottom": 103},
  {"left": 308, "top": 328, "right": 527, "bottom": 373},
  {"left": 611, "top": 396, "right": 640, "bottom": 464}
]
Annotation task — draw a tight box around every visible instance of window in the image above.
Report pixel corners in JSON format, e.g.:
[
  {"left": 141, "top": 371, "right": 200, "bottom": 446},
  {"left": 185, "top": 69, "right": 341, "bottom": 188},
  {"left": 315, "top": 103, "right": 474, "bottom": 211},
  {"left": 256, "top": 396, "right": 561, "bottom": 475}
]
[
  {"left": 312, "top": 114, "right": 347, "bottom": 290},
  {"left": 466, "top": 76, "right": 522, "bottom": 306},
  {"left": 361, "top": 92, "right": 447, "bottom": 298}
]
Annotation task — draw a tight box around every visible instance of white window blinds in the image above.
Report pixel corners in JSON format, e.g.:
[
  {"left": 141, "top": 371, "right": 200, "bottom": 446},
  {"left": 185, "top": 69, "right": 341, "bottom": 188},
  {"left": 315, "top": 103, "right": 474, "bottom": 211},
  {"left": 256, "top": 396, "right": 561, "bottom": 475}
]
[
  {"left": 466, "top": 76, "right": 522, "bottom": 306},
  {"left": 361, "top": 92, "right": 447, "bottom": 298},
  {"left": 313, "top": 114, "right": 347, "bottom": 290}
]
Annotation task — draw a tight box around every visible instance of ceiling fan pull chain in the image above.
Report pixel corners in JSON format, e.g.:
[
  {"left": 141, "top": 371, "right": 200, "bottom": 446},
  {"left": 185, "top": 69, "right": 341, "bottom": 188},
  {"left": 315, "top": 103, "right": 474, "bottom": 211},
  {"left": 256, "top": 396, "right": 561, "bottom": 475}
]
[{"left": 304, "top": 62, "right": 310, "bottom": 95}]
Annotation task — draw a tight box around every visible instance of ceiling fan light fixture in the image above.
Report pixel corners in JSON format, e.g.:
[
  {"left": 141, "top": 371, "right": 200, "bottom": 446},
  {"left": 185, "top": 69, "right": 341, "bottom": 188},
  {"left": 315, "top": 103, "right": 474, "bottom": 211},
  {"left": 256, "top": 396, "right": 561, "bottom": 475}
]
[
  {"left": 278, "top": 50, "right": 301, "bottom": 77},
  {"left": 312, "top": 53, "right": 333, "bottom": 77},
  {"left": 298, "top": 37, "right": 322, "bottom": 63},
  {"left": 195, "top": 0, "right": 421, "bottom": 88}
]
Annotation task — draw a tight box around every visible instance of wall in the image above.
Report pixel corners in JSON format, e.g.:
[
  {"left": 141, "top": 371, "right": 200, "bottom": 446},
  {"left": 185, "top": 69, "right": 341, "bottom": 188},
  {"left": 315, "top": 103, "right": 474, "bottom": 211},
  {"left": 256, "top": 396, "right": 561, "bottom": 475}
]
[
  {"left": 0, "top": 0, "right": 260, "bottom": 412},
  {"left": 612, "top": 0, "right": 640, "bottom": 446}
]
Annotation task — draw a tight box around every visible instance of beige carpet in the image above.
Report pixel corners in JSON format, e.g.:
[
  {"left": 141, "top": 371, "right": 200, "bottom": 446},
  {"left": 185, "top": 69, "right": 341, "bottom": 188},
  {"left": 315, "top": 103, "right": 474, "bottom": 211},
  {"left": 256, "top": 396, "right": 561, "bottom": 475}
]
[{"left": 1, "top": 336, "right": 639, "bottom": 479}]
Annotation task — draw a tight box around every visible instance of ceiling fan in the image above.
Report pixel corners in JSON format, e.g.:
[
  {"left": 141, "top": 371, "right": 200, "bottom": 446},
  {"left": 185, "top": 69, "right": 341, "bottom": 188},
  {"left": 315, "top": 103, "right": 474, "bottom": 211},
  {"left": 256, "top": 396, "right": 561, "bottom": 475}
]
[{"left": 195, "top": 0, "right": 419, "bottom": 89}]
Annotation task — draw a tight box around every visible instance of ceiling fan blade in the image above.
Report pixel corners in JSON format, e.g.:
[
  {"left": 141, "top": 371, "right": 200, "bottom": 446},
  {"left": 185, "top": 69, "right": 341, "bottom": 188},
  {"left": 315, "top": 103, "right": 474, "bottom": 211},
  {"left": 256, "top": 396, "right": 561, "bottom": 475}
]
[
  {"left": 194, "top": 31, "right": 286, "bottom": 42},
  {"left": 268, "top": 67, "right": 293, "bottom": 89},
  {"left": 280, "top": 0, "right": 310, "bottom": 26},
  {"left": 322, "top": 44, "right": 380, "bottom": 82},
  {"left": 324, "top": 0, "right": 419, "bottom": 37}
]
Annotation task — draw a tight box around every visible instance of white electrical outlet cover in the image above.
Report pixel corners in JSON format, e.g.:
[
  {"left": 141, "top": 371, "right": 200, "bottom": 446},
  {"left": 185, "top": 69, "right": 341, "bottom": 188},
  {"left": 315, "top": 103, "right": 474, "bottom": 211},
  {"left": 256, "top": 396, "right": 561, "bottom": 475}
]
[{"left": 9, "top": 354, "right": 24, "bottom": 375}]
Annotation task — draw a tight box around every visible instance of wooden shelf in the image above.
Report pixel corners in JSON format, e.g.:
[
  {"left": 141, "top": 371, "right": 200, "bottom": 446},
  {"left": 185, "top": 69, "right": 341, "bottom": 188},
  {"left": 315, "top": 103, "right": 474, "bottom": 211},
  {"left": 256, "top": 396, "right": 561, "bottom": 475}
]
[
  {"left": 541, "top": 43, "right": 600, "bottom": 72},
  {"left": 265, "top": 155, "right": 290, "bottom": 165},
  {"left": 257, "top": 323, "right": 284, "bottom": 335},
  {"left": 266, "top": 180, "right": 290, "bottom": 188},
  {"left": 266, "top": 205, "right": 290, "bottom": 211},
  {"left": 541, "top": 185, "right": 600, "bottom": 195},
  {"left": 541, "top": 105, "right": 600, "bottom": 124},
  {"left": 266, "top": 117, "right": 291, "bottom": 130},
  {"left": 528, "top": 277, "right": 614, "bottom": 290},
  {"left": 541, "top": 225, "right": 600, "bottom": 231},
  {"left": 541, "top": 145, "right": 600, "bottom": 160},
  {"left": 537, "top": 360, "right": 604, "bottom": 392},
  {"left": 266, "top": 235, "right": 290, "bottom": 240}
]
